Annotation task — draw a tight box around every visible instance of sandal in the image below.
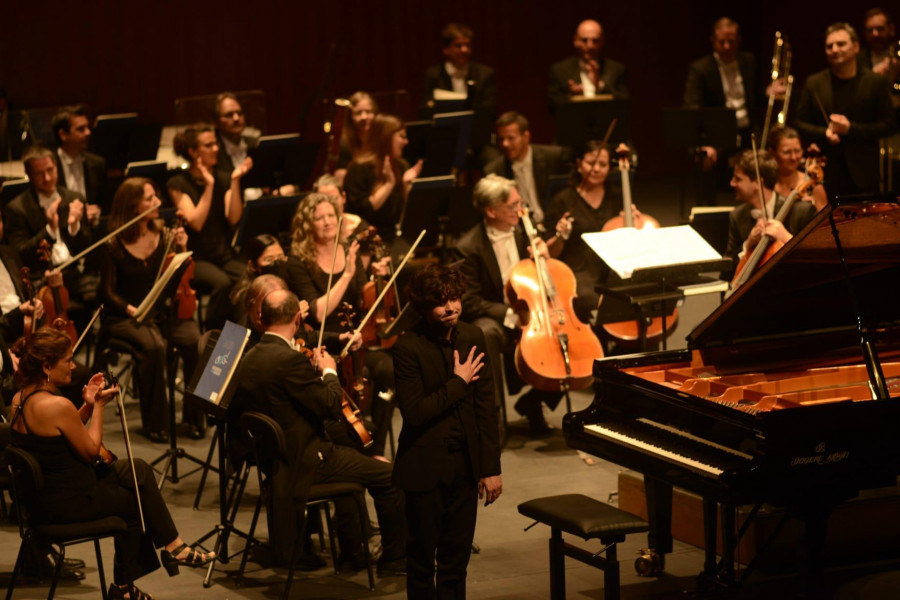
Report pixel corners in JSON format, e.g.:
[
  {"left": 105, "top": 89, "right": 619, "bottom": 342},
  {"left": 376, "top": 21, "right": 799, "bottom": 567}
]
[
  {"left": 108, "top": 583, "right": 153, "bottom": 600},
  {"left": 160, "top": 543, "right": 216, "bottom": 576}
]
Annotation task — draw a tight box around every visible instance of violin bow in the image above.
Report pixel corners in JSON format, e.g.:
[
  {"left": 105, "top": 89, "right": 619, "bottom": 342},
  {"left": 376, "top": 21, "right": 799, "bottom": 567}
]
[
  {"left": 601, "top": 118, "right": 618, "bottom": 146},
  {"left": 107, "top": 371, "right": 146, "bottom": 534},
  {"left": 318, "top": 215, "right": 344, "bottom": 348},
  {"left": 53, "top": 204, "right": 160, "bottom": 273},
  {"left": 72, "top": 304, "right": 103, "bottom": 356},
  {"left": 750, "top": 134, "right": 769, "bottom": 222},
  {"left": 339, "top": 229, "right": 426, "bottom": 358}
]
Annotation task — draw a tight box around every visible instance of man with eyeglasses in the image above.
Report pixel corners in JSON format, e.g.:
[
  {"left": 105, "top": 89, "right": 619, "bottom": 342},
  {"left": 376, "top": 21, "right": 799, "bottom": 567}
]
[{"left": 213, "top": 92, "right": 259, "bottom": 177}]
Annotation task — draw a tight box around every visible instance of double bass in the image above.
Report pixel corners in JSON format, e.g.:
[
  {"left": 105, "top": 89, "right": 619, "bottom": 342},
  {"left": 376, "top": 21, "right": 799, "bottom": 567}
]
[{"left": 506, "top": 208, "right": 604, "bottom": 392}]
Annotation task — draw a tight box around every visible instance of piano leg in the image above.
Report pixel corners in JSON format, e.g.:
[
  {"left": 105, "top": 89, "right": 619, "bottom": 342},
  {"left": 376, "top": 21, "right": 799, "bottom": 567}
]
[
  {"left": 644, "top": 475, "right": 673, "bottom": 557},
  {"left": 701, "top": 498, "right": 718, "bottom": 578},
  {"left": 720, "top": 503, "right": 736, "bottom": 584}
]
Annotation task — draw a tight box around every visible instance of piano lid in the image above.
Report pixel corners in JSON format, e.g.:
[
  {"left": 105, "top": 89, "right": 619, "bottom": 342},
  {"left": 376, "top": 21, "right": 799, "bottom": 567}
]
[{"left": 687, "top": 198, "right": 900, "bottom": 372}]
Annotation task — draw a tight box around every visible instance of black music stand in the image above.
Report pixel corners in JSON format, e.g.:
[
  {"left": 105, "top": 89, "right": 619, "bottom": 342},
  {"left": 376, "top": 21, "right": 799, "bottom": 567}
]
[
  {"left": 232, "top": 192, "right": 306, "bottom": 252},
  {"left": 182, "top": 321, "right": 253, "bottom": 587},
  {"left": 91, "top": 113, "right": 138, "bottom": 171},
  {"left": 555, "top": 98, "right": 629, "bottom": 150},
  {"left": 419, "top": 111, "right": 474, "bottom": 178},
  {"left": 403, "top": 120, "right": 431, "bottom": 165},
  {"left": 240, "top": 133, "right": 302, "bottom": 190},
  {"left": 662, "top": 107, "right": 738, "bottom": 219},
  {"left": 398, "top": 175, "right": 454, "bottom": 248},
  {"left": 1, "top": 179, "right": 30, "bottom": 208}
]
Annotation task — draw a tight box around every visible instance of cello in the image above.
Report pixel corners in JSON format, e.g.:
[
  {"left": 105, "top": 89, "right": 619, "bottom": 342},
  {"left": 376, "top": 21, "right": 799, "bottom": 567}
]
[
  {"left": 600, "top": 145, "right": 678, "bottom": 348},
  {"left": 506, "top": 208, "right": 604, "bottom": 392}
]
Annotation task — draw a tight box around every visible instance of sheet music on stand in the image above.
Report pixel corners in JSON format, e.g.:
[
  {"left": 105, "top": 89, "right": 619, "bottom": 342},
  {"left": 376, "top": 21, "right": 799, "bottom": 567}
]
[
  {"left": 133, "top": 251, "right": 193, "bottom": 323},
  {"left": 582, "top": 225, "right": 725, "bottom": 280}
]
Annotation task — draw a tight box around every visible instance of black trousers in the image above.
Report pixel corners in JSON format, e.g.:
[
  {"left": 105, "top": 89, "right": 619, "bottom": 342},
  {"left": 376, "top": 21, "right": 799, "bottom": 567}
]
[
  {"left": 106, "top": 317, "right": 200, "bottom": 435},
  {"left": 193, "top": 258, "right": 244, "bottom": 331},
  {"left": 314, "top": 444, "right": 406, "bottom": 563},
  {"left": 404, "top": 449, "right": 478, "bottom": 600}
]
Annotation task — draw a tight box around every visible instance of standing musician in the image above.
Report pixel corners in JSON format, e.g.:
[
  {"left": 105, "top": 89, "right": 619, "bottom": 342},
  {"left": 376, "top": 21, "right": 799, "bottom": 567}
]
[
  {"left": 9, "top": 327, "right": 214, "bottom": 600},
  {"left": 236, "top": 289, "right": 407, "bottom": 576},
  {"left": 284, "top": 193, "right": 395, "bottom": 457},
  {"left": 860, "top": 7, "right": 899, "bottom": 114},
  {"left": 544, "top": 140, "right": 623, "bottom": 325},
  {"left": 167, "top": 123, "right": 252, "bottom": 331},
  {"left": 343, "top": 113, "right": 422, "bottom": 257},
  {"left": 453, "top": 175, "right": 560, "bottom": 437},
  {"left": 794, "top": 22, "right": 896, "bottom": 197},
  {"left": 724, "top": 150, "right": 816, "bottom": 277},
  {"left": 334, "top": 91, "right": 379, "bottom": 183},
  {"left": 766, "top": 127, "right": 828, "bottom": 212},
  {"left": 100, "top": 178, "right": 202, "bottom": 443},
  {"left": 392, "top": 263, "right": 502, "bottom": 599},
  {"left": 547, "top": 19, "right": 628, "bottom": 111}
]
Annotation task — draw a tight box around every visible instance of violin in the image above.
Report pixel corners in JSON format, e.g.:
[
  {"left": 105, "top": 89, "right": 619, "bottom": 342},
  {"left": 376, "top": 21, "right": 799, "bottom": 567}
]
[
  {"left": 357, "top": 227, "right": 399, "bottom": 348},
  {"left": 35, "top": 240, "right": 77, "bottom": 344},
  {"left": 158, "top": 217, "right": 197, "bottom": 320},
  {"left": 729, "top": 148, "right": 824, "bottom": 297},
  {"left": 600, "top": 146, "right": 678, "bottom": 348},
  {"left": 18, "top": 267, "right": 38, "bottom": 339},
  {"left": 505, "top": 208, "right": 604, "bottom": 392}
]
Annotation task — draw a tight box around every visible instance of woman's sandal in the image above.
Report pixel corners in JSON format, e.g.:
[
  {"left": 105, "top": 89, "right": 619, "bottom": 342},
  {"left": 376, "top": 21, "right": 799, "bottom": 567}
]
[
  {"left": 108, "top": 583, "right": 153, "bottom": 600},
  {"left": 160, "top": 543, "right": 216, "bottom": 576}
]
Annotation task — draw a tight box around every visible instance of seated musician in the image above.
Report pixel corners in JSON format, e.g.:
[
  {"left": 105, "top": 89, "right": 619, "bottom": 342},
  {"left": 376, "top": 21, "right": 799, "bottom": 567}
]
[
  {"left": 766, "top": 127, "right": 828, "bottom": 212},
  {"left": 453, "top": 174, "right": 560, "bottom": 437},
  {"left": 100, "top": 178, "right": 203, "bottom": 443},
  {"left": 483, "top": 112, "right": 573, "bottom": 233},
  {"left": 213, "top": 92, "right": 260, "bottom": 178},
  {"left": 167, "top": 124, "right": 252, "bottom": 331},
  {"left": 283, "top": 193, "right": 395, "bottom": 457},
  {"left": 544, "top": 140, "right": 623, "bottom": 324},
  {"left": 6, "top": 145, "right": 94, "bottom": 324},
  {"left": 724, "top": 150, "right": 817, "bottom": 278},
  {"left": 343, "top": 113, "right": 422, "bottom": 259},
  {"left": 547, "top": 19, "right": 629, "bottom": 111},
  {"left": 9, "top": 327, "right": 214, "bottom": 600},
  {"left": 334, "top": 91, "right": 378, "bottom": 184},
  {"left": 51, "top": 105, "right": 106, "bottom": 220},
  {"left": 313, "top": 174, "right": 369, "bottom": 240},
  {"left": 229, "top": 233, "right": 288, "bottom": 325},
  {"left": 236, "top": 289, "right": 407, "bottom": 576}
]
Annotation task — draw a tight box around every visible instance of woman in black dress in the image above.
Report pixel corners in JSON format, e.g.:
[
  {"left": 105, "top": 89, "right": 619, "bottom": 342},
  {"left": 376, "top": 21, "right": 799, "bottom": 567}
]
[
  {"left": 544, "top": 140, "right": 623, "bottom": 323},
  {"left": 284, "top": 193, "right": 395, "bottom": 457},
  {"left": 229, "top": 233, "right": 287, "bottom": 326},
  {"left": 100, "top": 178, "right": 202, "bottom": 442},
  {"left": 9, "top": 328, "right": 214, "bottom": 600},
  {"left": 167, "top": 123, "right": 252, "bottom": 330}
]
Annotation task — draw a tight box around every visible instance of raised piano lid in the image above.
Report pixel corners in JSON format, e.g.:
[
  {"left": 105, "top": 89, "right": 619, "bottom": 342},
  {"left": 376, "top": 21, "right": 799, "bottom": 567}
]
[{"left": 686, "top": 197, "right": 900, "bottom": 375}]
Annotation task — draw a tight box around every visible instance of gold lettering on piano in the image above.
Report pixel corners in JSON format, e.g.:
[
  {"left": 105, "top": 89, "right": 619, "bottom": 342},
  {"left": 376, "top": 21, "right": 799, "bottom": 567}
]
[{"left": 790, "top": 449, "right": 850, "bottom": 467}]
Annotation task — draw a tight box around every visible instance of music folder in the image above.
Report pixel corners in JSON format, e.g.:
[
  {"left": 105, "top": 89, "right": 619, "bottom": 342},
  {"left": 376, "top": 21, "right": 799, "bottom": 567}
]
[{"left": 187, "top": 321, "right": 251, "bottom": 418}]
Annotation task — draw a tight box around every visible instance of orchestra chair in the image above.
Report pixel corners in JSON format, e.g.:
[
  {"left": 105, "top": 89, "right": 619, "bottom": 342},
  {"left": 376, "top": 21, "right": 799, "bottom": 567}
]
[
  {"left": 92, "top": 328, "right": 140, "bottom": 403},
  {"left": 238, "top": 411, "right": 375, "bottom": 596},
  {"left": 4, "top": 446, "right": 129, "bottom": 600},
  {"left": 518, "top": 493, "right": 649, "bottom": 600}
]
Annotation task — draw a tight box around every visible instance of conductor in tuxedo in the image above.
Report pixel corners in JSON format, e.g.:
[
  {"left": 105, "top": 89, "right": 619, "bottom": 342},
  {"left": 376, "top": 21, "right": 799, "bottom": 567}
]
[
  {"left": 392, "top": 263, "right": 501, "bottom": 599},
  {"left": 483, "top": 111, "right": 572, "bottom": 231},
  {"left": 51, "top": 105, "right": 106, "bottom": 219},
  {"left": 547, "top": 19, "right": 628, "bottom": 111},
  {"left": 794, "top": 22, "right": 896, "bottom": 196}
]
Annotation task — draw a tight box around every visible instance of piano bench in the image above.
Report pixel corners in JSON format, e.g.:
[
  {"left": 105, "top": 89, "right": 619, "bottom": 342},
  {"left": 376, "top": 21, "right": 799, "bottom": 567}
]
[{"left": 518, "top": 494, "right": 649, "bottom": 600}]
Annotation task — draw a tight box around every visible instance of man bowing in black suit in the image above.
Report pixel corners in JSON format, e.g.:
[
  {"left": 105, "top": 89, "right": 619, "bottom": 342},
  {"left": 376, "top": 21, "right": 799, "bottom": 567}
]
[
  {"left": 794, "top": 22, "right": 896, "bottom": 196},
  {"left": 547, "top": 19, "right": 628, "bottom": 111},
  {"left": 392, "top": 264, "right": 501, "bottom": 600}
]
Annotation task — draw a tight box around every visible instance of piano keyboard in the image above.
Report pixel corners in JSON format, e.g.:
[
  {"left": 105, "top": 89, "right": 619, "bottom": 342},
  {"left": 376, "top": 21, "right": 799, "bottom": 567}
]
[{"left": 584, "top": 419, "right": 753, "bottom": 477}]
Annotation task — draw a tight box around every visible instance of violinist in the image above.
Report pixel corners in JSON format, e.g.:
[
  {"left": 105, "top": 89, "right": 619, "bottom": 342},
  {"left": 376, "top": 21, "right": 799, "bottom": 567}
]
[
  {"left": 9, "top": 327, "right": 215, "bottom": 600},
  {"left": 313, "top": 174, "right": 369, "bottom": 240},
  {"left": 167, "top": 123, "right": 252, "bottom": 330},
  {"left": 235, "top": 289, "right": 407, "bottom": 575},
  {"left": 544, "top": 140, "right": 623, "bottom": 324},
  {"left": 766, "top": 127, "right": 828, "bottom": 212},
  {"left": 334, "top": 91, "right": 378, "bottom": 182},
  {"left": 454, "top": 175, "right": 559, "bottom": 437},
  {"left": 724, "top": 150, "right": 816, "bottom": 276},
  {"left": 283, "top": 193, "right": 395, "bottom": 456},
  {"left": 344, "top": 113, "right": 422, "bottom": 256},
  {"left": 100, "top": 178, "right": 202, "bottom": 443}
]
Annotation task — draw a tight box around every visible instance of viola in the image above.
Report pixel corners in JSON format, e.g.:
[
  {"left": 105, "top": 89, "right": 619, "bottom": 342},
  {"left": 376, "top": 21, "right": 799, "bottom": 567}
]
[
  {"left": 357, "top": 227, "right": 399, "bottom": 348},
  {"left": 506, "top": 208, "right": 604, "bottom": 392},
  {"left": 729, "top": 148, "right": 824, "bottom": 297},
  {"left": 600, "top": 146, "right": 678, "bottom": 348},
  {"left": 35, "top": 240, "right": 77, "bottom": 344},
  {"left": 18, "top": 267, "right": 38, "bottom": 339}
]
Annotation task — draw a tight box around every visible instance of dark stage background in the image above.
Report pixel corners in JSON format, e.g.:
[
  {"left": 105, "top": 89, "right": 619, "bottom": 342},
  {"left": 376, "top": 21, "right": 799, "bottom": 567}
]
[{"left": 1, "top": 0, "right": 872, "bottom": 177}]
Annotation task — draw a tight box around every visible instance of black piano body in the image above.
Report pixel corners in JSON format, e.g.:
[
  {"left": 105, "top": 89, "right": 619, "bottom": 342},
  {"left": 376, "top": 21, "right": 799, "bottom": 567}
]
[{"left": 565, "top": 198, "right": 900, "bottom": 592}]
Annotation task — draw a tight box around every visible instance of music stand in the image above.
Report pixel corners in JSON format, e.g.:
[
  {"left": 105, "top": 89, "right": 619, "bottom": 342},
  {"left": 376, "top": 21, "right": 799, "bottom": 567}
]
[
  {"left": 689, "top": 206, "right": 734, "bottom": 256},
  {"left": 555, "top": 98, "right": 629, "bottom": 150},
  {"left": 92, "top": 113, "right": 138, "bottom": 171},
  {"left": 403, "top": 120, "right": 431, "bottom": 165},
  {"left": 241, "top": 133, "right": 301, "bottom": 190},
  {"left": 1, "top": 179, "right": 29, "bottom": 208},
  {"left": 662, "top": 107, "right": 738, "bottom": 218},
  {"left": 232, "top": 192, "right": 306, "bottom": 252},
  {"left": 420, "top": 111, "right": 474, "bottom": 178},
  {"left": 398, "top": 176, "right": 454, "bottom": 248},
  {"left": 183, "top": 321, "right": 253, "bottom": 587}
]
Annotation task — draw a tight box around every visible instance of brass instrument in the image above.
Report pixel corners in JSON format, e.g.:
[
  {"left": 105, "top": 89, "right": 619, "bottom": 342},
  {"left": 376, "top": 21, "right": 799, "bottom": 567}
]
[
  {"left": 760, "top": 32, "right": 786, "bottom": 149},
  {"left": 776, "top": 45, "right": 793, "bottom": 126}
]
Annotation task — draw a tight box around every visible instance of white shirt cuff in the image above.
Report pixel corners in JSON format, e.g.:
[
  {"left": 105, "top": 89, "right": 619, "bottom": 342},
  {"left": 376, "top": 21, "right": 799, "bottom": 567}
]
[{"left": 321, "top": 368, "right": 338, "bottom": 379}]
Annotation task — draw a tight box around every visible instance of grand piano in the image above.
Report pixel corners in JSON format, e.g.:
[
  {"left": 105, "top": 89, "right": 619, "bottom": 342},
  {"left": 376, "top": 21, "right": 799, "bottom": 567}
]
[{"left": 565, "top": 198, "right": 900, "bottom": 594}]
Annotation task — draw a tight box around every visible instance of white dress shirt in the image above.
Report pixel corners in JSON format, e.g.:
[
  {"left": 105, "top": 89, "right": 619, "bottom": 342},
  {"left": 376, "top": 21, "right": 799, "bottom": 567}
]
[
  {"left": 444, "top": 62, "right": 470, "bottom": 95},
  {"left": 511, "top": 146, "right": 543, "bottom": 224},
  {"left": 578, "top": 59, "right": 598, "bottom": 97},
  {"left": 56, "top": 148, "right": 86, "bottom": 197},
  {"left": 714, "top": 53, "right": 749, "bottom": 129},
  {"left": 0, "top": 259, "right": 21, "bottom": 314},
  {"left": 222, "top": 135, "right": 248, "bottom": 168}
]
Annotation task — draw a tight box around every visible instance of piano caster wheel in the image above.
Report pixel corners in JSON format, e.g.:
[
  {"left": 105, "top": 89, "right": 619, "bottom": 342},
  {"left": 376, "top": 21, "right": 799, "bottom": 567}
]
[{"left": 635, "top": 549, "right": 665, "bottom": 577}]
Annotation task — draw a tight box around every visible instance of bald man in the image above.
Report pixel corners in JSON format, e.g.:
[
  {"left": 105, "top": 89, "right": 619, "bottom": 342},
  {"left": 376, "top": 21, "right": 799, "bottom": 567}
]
[{"left": 548, "top": 19, "right": 628, "bottom": 111}]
